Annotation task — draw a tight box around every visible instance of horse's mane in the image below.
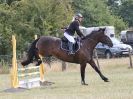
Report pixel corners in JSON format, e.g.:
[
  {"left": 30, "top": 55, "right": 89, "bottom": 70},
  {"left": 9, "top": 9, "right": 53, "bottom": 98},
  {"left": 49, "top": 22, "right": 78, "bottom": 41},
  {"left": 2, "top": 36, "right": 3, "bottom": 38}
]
[
  {"left": 41, "top": 36, "right": 59, "bottom": 40},
  {"left": 84, "top": 30, "right": 99, "bottom": 39}
]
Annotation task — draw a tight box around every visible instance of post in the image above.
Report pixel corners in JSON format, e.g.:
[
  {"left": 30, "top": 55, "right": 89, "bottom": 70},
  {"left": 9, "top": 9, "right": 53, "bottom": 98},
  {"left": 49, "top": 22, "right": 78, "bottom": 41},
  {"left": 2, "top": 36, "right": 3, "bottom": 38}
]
[
  {"left": 62, "top": 61, "right": 67, "bottom": 71},
  {"left": 34, "top": 35, "right": 45, "bottom": 82},
  {"left": 39, "top": 59, "right": 45, "bottom": 82},
  {"left": 128, "top": 48, "right": 132, "bottom": 68},
  {"left": 11, "top": 35, "right": 19, "bottom": 88},
  {"left": 94, "top": 49, "right": 100, "bottom": 70}
]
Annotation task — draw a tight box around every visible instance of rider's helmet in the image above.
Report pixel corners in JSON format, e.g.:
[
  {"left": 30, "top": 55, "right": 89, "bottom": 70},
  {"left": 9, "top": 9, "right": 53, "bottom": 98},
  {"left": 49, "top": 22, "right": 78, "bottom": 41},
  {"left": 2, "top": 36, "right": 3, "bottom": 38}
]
[{"left": 74, "top": 13, "right": 83, "bottom": 20}]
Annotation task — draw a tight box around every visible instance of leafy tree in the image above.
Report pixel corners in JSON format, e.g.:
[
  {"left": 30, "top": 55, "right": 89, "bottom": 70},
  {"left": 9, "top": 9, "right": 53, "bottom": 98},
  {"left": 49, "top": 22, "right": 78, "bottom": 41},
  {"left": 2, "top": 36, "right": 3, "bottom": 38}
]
[
  {"left": 118, "top": 0, "right": 133, "bottom": 27},
  {"left": 0, "top": 0, "right": 21, "bottom": 5},
  {"left": 0, "top": 0, "right": 74, "bottom": 55},
  {"left": 105, "top": 0, "right": 120, "bottom": 14},
  {"left": 0, "top": 3, "right": 13, "bottom": 54},
  {"left": 106, "top": 0, "right": 120, "bottom": 6}
]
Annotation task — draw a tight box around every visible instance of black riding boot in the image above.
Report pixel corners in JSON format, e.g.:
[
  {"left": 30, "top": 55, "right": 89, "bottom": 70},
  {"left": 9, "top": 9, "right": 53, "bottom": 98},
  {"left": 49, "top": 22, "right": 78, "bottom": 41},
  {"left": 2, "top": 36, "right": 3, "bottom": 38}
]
[{"left": 68, "top": 42, "right": 75, "bottom": 54}]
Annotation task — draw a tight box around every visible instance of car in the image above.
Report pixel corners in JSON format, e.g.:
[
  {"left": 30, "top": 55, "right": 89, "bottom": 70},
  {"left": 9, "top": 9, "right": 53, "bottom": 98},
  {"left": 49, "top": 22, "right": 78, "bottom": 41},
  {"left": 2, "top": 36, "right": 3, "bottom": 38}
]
[
  {"left": 95, "top": 38, "right": 133, "bottom": 59},
  {"left": 120, "top": 30, "right": 133, "bottom": 48}
]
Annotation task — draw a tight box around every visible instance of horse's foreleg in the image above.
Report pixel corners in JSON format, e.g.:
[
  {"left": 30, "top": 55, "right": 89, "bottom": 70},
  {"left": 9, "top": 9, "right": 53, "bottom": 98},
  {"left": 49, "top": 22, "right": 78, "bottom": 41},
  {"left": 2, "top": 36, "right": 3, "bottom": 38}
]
[
  {"left": 80, "top": 63, "right": 88, "bottom": 85},
  {"left": 88, "top": 59, "right": 109, "bottom": 82}
]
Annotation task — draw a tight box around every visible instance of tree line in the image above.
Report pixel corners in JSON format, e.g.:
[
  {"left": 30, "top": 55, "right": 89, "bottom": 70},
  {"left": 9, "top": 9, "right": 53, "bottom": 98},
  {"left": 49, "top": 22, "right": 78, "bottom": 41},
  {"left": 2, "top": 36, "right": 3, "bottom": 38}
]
[{"left": 0, "top": 0, "right": 132, "bottom": 55}]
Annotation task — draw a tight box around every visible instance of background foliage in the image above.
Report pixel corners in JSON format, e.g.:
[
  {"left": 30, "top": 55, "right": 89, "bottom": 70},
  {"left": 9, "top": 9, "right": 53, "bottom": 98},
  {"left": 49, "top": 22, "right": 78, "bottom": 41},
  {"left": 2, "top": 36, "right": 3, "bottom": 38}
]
[{"left": 0, "top": 0, "right": 132, "bottom": 55}]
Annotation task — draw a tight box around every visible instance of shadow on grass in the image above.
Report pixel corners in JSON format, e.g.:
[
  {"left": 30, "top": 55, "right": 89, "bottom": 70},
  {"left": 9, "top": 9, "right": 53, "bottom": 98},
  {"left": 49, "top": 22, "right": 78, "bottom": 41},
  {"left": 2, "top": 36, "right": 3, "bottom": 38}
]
[{"left": 2, "top": 81, "right": 55, "bottom": 93}]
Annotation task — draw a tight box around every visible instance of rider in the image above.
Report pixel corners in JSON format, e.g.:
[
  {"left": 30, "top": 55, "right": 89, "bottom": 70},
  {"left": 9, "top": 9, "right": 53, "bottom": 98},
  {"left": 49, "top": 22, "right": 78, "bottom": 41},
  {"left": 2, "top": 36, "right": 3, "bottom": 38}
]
[{"left": 64, "top": 13, "right": 85, "bottom": 54}]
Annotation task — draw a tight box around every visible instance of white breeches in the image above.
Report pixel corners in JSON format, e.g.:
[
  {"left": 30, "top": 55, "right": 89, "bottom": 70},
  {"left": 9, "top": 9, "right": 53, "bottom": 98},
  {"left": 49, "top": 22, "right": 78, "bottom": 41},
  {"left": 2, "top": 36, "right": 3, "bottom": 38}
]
[{"left": 64, "top": 32, "right": 75, "bottom": 44}]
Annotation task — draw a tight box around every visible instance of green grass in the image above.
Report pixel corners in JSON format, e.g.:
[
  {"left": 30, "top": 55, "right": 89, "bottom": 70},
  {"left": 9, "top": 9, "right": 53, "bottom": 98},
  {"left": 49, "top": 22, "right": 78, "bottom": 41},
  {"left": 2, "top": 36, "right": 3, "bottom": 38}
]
[{"left": 0, "top": 57, "right": 133, "bottom": 99}]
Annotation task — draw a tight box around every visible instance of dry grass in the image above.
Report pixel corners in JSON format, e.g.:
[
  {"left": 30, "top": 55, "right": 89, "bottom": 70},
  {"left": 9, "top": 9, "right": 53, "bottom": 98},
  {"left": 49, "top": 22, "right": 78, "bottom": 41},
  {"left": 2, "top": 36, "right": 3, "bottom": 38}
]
[
  {"left": 0, "top": 57, "right": 133, "bottom": 99},
  {"left": 44, "top": 56, "right": 132, "bottom": 72}
]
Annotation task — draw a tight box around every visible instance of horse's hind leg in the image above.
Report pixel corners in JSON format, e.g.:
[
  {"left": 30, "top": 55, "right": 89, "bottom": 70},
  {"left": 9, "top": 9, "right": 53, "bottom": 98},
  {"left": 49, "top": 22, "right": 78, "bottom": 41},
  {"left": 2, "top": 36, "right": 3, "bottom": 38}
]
[{"left": 88, "top": 59, "right": 109, "bottom": 82}]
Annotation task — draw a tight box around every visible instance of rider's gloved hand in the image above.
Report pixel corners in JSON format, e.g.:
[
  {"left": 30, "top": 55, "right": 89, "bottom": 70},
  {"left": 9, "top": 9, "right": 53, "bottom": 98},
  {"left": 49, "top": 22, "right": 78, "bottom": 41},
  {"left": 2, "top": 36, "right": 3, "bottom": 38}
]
[{"left": 81, "top": 35, "right": 85, "bottom": 39}]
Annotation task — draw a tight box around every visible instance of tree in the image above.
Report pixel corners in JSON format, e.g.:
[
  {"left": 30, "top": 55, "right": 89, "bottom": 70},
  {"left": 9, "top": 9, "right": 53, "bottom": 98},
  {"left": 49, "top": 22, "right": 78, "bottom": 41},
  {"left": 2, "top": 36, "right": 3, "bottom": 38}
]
[
  {"left": 0, "top": 0, "right": 21, "bottom": 5},
  {"left": 0, "top": 0, "right": 74, "bottom": 55},
  {"left": 0, "top": 3, "right": 13, "bottom": 54},
  {"left": 118, "top": 0, "right": 133, "bottom": 27},
  {"left": 106, "top": 0, "right": 120, "bottom": 6}
]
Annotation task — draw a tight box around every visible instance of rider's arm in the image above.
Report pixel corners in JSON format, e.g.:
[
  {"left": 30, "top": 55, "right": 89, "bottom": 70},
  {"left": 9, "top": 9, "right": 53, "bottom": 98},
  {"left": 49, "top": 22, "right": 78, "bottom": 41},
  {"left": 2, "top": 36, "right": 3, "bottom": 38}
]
[{"left": 74, "top": 21, "right": 84, "bottom": 37}]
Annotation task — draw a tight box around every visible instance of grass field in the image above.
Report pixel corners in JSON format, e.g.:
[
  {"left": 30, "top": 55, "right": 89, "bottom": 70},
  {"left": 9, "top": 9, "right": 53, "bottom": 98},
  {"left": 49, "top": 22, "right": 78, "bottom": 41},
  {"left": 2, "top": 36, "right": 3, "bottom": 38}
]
[{"left": 0, "top": 57, "right": 133, "bottom": 99}]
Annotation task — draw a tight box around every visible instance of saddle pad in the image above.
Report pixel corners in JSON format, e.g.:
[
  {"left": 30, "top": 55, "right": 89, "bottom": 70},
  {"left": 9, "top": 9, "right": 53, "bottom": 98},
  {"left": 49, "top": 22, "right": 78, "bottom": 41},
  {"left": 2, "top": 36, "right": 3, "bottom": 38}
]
[{"left": 60, "top": 40, "right": 80, "bottom": 52}]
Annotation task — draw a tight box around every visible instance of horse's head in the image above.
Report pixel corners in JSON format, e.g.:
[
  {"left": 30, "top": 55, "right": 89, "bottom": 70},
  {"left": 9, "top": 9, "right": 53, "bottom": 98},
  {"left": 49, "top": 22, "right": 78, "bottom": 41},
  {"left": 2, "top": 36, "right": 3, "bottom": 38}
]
[{"left": 97, "top": 28, "right": 113, "bottom": 47}]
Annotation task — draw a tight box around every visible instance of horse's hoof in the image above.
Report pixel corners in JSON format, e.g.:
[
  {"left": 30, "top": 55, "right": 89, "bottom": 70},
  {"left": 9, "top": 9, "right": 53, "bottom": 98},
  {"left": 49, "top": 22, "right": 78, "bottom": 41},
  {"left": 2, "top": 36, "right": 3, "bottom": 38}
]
[
  {"left": 103, "top": 78, "right": 109, "bottom": 82},
  {"left": 36, "top": 61, "right": 42, "bottom": 66},
  {"left": 104, "top": 80, "right": 109, "bottom": 82},
  {"left": 23, "top": 65, "right": 27, "bottom": 68},
  {"left": 82, "top": 83, "right": 88, "bottom": 86},
  {"left": 36, "top": 63, "right": 40, "bottom": 66},
  {"left": 21, "top": 62, "right": 26, "bottom": 66},
  {"left": 81, "top": 82, "right": 88, "bottom": 85}
]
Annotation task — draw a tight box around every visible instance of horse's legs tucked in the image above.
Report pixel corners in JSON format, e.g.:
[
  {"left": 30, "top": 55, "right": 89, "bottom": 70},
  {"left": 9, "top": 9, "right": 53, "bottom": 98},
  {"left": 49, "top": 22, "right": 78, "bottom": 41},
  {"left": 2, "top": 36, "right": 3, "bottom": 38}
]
[
  {"left": 34, "top": 49, "right": 42, "bottom": 66},
  {"left": 88, "top": 59, "right": 109, "bottom": 82},
  {"left": 21, "top": 50, "right": 34, "bottom": 66},
  {"left": 80, "top": 63, "right": 88, "bottom": 85}
]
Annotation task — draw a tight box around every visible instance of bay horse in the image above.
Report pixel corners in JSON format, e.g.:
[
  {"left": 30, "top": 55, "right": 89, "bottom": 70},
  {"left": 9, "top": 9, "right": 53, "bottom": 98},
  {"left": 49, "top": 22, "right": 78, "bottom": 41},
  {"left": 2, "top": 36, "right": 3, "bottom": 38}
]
[{"left": 21, "top": 28, "right": 113, "bottom": 85}]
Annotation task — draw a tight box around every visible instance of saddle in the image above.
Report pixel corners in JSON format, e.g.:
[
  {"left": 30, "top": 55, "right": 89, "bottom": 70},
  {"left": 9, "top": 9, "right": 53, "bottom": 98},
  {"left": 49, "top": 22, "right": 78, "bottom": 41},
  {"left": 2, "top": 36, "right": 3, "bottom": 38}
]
[{"left": 60, "top": 36, "right": 81, "bottom": 53}]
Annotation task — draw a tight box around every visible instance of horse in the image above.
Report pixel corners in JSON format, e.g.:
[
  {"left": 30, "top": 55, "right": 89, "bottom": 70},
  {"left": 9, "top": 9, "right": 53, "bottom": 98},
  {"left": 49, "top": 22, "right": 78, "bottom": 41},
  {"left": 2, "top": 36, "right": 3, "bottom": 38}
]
[{"left": 21, "top": 28, "right": 113, "bottom": 85}]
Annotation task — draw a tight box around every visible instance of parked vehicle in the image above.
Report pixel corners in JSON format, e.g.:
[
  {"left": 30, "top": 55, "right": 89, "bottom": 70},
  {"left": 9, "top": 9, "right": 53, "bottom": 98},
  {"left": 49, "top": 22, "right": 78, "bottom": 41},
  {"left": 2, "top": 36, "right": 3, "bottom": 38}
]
[
  {"left": 120, "top": 30, "right": 133, "bottom": 48},
  {"left": 80, "top": 26, "right": 133, "bottom": 58},
  {"left": 80, "top": 26, "right": 115, "bottom": 37},
  {"left": 95, "top": 38, "right": 132, "bottom": 58}
]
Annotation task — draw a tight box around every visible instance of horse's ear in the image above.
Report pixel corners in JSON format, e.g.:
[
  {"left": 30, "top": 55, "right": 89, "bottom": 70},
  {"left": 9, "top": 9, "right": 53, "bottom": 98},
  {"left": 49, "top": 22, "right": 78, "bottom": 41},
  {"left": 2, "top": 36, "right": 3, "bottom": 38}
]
[
  {"left": 99, "top": 28, "right": 106, "bottom": 33},
  {"left": 102, "top": 28, "right": 106, "bottom": 31}
]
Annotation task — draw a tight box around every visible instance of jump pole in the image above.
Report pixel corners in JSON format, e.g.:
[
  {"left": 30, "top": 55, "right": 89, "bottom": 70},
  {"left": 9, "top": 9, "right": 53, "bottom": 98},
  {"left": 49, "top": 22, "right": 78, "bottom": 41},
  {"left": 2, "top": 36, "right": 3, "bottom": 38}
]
[
  {"left": 11, "top": 35, "right": 45, "bottom": 88},
  {"left": 11, "top": 35, "right": 19, "bottom": 88},
  {"left": 34, "top": 35, "right": 45, "bottom": 82}
]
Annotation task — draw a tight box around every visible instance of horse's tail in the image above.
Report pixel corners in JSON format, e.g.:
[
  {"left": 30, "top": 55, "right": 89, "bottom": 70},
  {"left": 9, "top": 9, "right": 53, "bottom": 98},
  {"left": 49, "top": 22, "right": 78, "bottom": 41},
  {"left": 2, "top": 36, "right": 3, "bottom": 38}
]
[{"left": 21, "top": 38, "right": 41, "bottom": 66}]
